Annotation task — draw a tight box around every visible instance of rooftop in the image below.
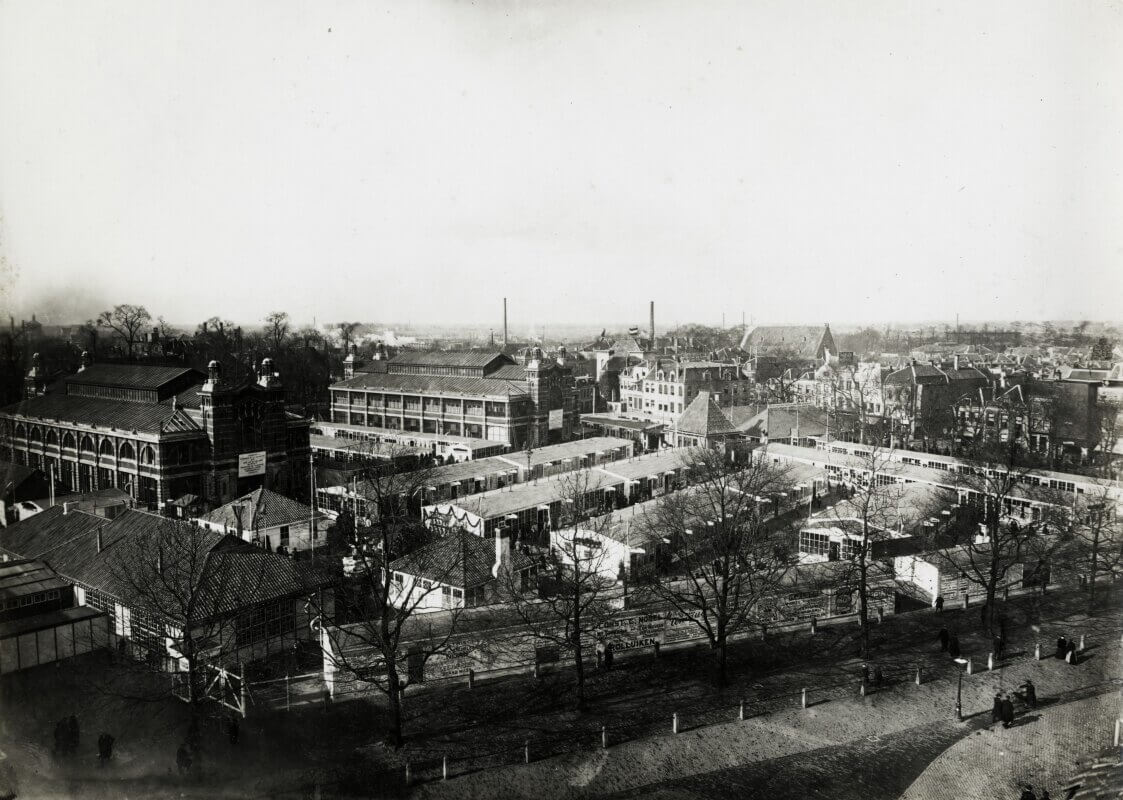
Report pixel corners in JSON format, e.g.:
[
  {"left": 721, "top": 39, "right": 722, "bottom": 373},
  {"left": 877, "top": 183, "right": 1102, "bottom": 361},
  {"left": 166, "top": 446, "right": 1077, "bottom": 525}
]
[
  {"left": 389, "top": 529, "right": 535, "bottom": 589},
  {"left": 199, "top": 487, "right": 323, "bottom": 532},
  {"left": 331, "top": 371, "right": 530, "bottom": 399}
]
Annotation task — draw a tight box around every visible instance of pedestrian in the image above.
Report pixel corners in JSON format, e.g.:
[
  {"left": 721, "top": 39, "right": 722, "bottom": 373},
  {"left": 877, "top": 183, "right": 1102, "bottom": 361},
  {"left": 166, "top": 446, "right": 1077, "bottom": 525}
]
[
  {"left": 1055, "top": 636, "right": 1067, "bottom": 660},
  {"left": 873, "top": 664, "right": 884, "bottom": 687},
  {"left": 861, "top": 663, "right": 870, "bottom": 684},
  {"left": 1022, "top": 679, "right": 1037, "bottom": 709},
  {"left": 938, "top": 627, "right": 949, "bottom": 652},
  {"left": 604, "top": 642, "right": 614, "bottom": 671},
  {"left": 1066, "top": 640, "right": 1077, "bottom": 665},
  {"left": 991, "top": 693, "right": 1003, "bottom": 725},
  {"left": 228, "top": 716, "right": 239, "bottom": 746},
  {"left": 66, "top": 716, "right": 79, "bottom": 755},
  {"left": 97, "top": 733, "right": 114, "bottom": 766},
  {"left": 176, "top": 743, "right": 192, "bottom": 774},
  {"left": 949, "top": 635, "right": 961, "bottom": 660},
  {"left": 935, "top": 594, "right": 945, "bottom": 611},
  {"left": 1001, "top": 695, "right": 1015, "bottom": 729}
]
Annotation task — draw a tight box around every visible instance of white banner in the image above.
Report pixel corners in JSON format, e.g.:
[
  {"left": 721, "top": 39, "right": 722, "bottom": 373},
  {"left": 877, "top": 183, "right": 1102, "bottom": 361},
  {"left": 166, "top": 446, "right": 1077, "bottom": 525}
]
[
  {"left": 548, "top": 409, "right": 564, "bottom": 430},
  {"left": 238, "top": 451, "right": 267, "bottom": 477}
]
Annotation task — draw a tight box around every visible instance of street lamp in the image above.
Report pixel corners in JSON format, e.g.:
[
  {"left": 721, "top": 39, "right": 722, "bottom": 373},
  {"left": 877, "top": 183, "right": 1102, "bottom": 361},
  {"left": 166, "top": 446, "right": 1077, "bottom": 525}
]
[{"left": 955, "top": 664, "right": 964, "bottom": 721}]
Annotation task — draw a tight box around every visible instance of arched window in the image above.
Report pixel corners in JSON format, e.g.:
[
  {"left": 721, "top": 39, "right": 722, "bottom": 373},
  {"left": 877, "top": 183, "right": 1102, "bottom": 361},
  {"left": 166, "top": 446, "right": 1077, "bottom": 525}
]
[
  {"left": 80, "top": 435, "right": 95, "bottom": 453},
  {"left": 29, "top": 427, "right": 42, "bottom": 443},
  {"left": 14, "top": 423, "right": 25, "bottom": 439},
  {"left": 140, "top": 445, "right": 155, "bottom": 465},
  {"left": 63, "top": 432, "right": 76, "bottom": 449},
  {"left": 46, "top": 429, "right": 58, "bottom": 446},
  {"left": 99, "top": 439, "right": 114, "bottom": 457},
  {"left": 119, "top": 442, "right": 135, "bottom": 460}
]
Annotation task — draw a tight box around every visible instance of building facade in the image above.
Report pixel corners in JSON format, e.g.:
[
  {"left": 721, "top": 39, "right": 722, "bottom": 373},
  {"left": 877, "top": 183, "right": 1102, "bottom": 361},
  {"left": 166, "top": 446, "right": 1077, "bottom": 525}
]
[
  {"left": 329, "top": 349, "right": 578, "bottom": 450},
  {"left": 618, "top": 358, "right": 752, "bottom": 427},
  {"left": 0, "top": 355, "right": 312, "bottom": 512}
]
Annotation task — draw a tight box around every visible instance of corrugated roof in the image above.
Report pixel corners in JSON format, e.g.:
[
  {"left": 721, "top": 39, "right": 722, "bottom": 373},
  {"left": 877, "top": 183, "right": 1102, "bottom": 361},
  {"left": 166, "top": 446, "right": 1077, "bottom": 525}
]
[
  {"left": 389, "top": 351, "right": 510, "bottom": 369},
  {"left": 2, "top": 392, "right": 205, "bottom": 435},
  {"left": 66, "top": 364, "right": 203, "bottom": 391},
  {"left": 332, "top": 372, "right": 530, "bottom": 399}
]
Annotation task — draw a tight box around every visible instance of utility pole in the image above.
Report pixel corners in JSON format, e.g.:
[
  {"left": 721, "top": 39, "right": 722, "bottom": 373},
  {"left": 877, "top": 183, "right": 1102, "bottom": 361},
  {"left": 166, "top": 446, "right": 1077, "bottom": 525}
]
[{"left": 309, "top": 450, "right": 316, "bottom": 556}]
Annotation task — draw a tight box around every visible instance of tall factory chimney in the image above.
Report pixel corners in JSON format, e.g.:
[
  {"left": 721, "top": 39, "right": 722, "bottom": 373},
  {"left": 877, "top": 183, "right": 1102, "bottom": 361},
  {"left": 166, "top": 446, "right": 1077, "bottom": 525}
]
[
  {"left": 649, "top": 301, "right": 655, "bottom": 346},
  {"left": 503, "top": 297, "right": 508, "bottom": 348}
]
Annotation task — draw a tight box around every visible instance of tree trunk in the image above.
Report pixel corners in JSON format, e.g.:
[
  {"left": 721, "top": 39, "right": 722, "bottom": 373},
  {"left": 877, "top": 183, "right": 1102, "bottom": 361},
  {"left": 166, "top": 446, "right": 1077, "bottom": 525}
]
[
  {"left": 858, "top": 537, "right": 870, "bottom": 659},
  {"left": 1088, "top": 527, "right": 1100, "bottom": 616},
  {"left": 386, "top": 664, "right": 404, "bottom": 749},
  {"left": 573, "top": 634, "right": 586, "bottom": 711}
]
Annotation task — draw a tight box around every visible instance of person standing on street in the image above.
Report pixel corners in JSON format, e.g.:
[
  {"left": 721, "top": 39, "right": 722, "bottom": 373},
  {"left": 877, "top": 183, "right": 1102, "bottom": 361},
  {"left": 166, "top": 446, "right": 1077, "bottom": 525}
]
[
  {"left": 935, "top": 595, "right": 944, "bottom": 611},
  {"left": 1022, "top": 680, "right": 1038, "bottom": 709},
  {"left": 992, "top": 693, "right": 1004, "bottom": 726},
  {"left": 1001, "top": 694, "right": 1015, "bottom": 729},
  {"left": 1055, "top": 636, "right": 1067, "bottom": 659}
]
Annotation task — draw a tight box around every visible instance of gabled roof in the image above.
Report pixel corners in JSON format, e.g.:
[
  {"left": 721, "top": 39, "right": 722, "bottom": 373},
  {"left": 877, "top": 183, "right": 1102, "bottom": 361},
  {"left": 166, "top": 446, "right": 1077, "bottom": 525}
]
[
  {"left": 739, "top": 324, "right": 835, "bottom": 360},
  {"left": 199, "top": 487, "right": 320, "bottom": 531},
  {"left": 389, "top": 530, "right": 535, "bottom": 589},
  {"left": 2, "top": 392, "right": 205, "bottom": 435},
  {"left": 331, "top": 372, "right": 530, "bottom": 399},
  {"left": 65, "top": 364, "right": 203, "bottom": 391},
  {"left": 676, "top": 391, "right": 737, "bottom": 436},
  {"left": 0, "top": 459, "right": 40, "bottom": 489},
  {"left": 735, "top": 405, "right": 829, "bottom": 439}
]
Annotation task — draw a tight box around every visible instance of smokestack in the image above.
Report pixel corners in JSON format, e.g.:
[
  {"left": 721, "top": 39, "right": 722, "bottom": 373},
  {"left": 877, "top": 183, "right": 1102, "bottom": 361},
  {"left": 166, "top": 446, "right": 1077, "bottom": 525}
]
[
  {"left": 503, "top": 298, "right": 508, "bottom": 348},
  {"left": 649, "top": 301, "right": 655, "bottom": 345}
]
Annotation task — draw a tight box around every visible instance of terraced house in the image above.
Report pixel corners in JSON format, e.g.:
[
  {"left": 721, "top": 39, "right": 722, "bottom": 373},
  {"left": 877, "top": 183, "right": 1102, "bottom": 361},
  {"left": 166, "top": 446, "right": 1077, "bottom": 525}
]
[
  {"left": 328, "top": 348, "right": 578, "bottom": 450},
  {"left": 0, "top": 354, "right": 312, "bottom": 512}
]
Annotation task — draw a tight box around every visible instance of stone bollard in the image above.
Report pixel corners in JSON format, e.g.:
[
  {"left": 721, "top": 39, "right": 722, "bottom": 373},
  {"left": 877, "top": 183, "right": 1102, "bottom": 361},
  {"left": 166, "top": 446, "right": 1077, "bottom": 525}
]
[
  {"left": 963, "top": 592, "right": 969, "bottom": 609},
  {"left": 533, "top": 663, "right": 540, "bottom": 679},
  {"left": 468, "top": 669, "right": 475, "bottom": 689},
  {"left": 1035, "top": 642, "right": 1042, "bottom": 660},
  {"left": 1079, "top": 634, "right": 1086, "bottom": 652},
  {"left": 966, "top": 658, "right": 974, "bottom": 675},
  {"left": 405, "top": 761, "right": 412, "bottom": 787},
  {"left": 810, "top": 617, "right": 818, "bottom": 635},
  {"left": 602, "top": 725, "right": 608, "bottom": 750},
  {"left": 672, "top": 713, "right": 679, "bottom": 734},
  {"left": 915, "top": 666, "right": 922, "bottom": 686},
  {"left": 442, "top": 755, "right": 449, "bottom": 781},
  {"left": 801, "top": 688, "right": 808, "bottom": 709},
  {"left": 524, "top": 740, "right": 530, "bottom": 764},
  {"left": 1115, "top": 719, "right": 1122, "bottom": 748},
  {"left": 739, "top": 700, "right": 745, "bottom": 721},
  {"left": 859, "top": 680, "right": 867, "bottom": 697},
  {"left": 987, "top": 652, "right": 994, "bottom": 671}
]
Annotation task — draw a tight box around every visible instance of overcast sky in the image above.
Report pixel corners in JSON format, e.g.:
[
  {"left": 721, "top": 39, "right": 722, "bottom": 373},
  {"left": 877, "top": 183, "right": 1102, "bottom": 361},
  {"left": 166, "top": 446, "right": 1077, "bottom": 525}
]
[{"left": 1, "top": 0, "right": 1120, "bottom": 330}]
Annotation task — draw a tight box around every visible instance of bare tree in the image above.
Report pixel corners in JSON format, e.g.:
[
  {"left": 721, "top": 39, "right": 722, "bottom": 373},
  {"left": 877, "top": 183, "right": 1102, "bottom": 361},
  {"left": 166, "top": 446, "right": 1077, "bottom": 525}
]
[
  {"left": 929, "top": 428, "right": 1058, "bottom": 636},
  {"left": 824, "top": 362, "right": 885, "bottom": 446},
  {"left": 314, "top": 444, "right": 463, "bottom": 747},
  {"left": 1064, "top": 483, "right": 1123, "bottom": 615},
  {"left": 1096, "top": 400, "right": 1119, "bottom": 478},
  {"left": 264, "top": 311, "right": 291, "bottom": 354},
  {"left": 97, "top": 304, "right": 152, "bottom": 359},
  {"left": 637, "top": 447, "right": 796, "bottom": 685},
  {"left": 821, "top": 445, "right": 904, "bottom": 658},
  {"left": 496, "top": 470, "right": 616, "bottom": 709},
  {"left": 336, "top": 321, "right": 361, "bottom": 351}
]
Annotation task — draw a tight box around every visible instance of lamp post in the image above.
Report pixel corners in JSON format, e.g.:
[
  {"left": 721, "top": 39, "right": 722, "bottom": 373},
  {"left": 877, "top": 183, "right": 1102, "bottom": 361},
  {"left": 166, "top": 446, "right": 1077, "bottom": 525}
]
[{"left": 955, "top": 666, "right": 964, "bottom": 721}]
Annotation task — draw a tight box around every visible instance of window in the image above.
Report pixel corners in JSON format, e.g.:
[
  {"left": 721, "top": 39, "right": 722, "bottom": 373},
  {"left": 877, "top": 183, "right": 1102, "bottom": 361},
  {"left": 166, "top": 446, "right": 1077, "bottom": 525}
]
[
  {"left": 46, "top": 429, "right": 58, "bottom": 446},
  {"left": 140, "top": 445, "right": 155, "bottom": 465},
  {"left": 80, "top": 436, "right": 95, "bottom": 454},
  {"left": 63, "top": 432, "right": 76, "bottom": 449},
  {"left": 119, "top": 442, "right": 135, "bottom": 460},
  {"left": 99, "top": 439, "right": 114, "bottom": 456},
  {"left": 280, "top": 526, "right": 290, "bottom": 547}
]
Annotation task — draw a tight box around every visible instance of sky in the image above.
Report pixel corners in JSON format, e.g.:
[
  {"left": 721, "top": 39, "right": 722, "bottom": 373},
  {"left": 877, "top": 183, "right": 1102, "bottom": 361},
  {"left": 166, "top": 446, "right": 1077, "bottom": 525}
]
[{"left": 1, "top": 0, "right": 1121, "bottom": 331}]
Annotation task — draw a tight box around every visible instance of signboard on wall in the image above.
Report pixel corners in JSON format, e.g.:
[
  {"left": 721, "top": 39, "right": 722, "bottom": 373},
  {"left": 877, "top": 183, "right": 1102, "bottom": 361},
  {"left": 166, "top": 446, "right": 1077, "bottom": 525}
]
[
  {"left": 238, "top": 451, "right": 267, "bottom": 478},
  {"left": 548, "top": 409, "right": 564, "bottom": 430}
]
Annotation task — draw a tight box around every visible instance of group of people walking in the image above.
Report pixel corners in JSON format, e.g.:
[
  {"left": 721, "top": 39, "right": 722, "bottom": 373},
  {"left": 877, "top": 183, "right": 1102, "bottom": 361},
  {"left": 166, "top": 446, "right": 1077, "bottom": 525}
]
[
  {"left": 52, "top": 716, "right": 114, "bottom": 766},
  {"left": 860, "top": 662, "right": 885, "bottom": 688},
  {"left": 992, "top": 680, "right": 1037, "bottom": 729},
  {"left": 937, "top": 626, "right": 961, "bottom": 658},
  {"left": 1055, "top": 635, "right": 1079, "bottom": 664}
]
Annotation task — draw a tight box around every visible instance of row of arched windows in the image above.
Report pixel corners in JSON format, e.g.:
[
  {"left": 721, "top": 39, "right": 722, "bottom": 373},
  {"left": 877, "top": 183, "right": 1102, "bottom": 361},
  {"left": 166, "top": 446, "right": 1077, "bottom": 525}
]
[{"left": 9, "top": 423, "right": 154, "bottom": 464}]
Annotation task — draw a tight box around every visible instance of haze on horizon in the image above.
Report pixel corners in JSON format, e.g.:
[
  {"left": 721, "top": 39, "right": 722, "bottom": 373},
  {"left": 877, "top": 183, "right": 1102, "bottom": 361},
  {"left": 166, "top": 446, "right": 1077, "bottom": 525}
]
[{"left": 1, "top": 0, "right": 1120, "bottom": 329}]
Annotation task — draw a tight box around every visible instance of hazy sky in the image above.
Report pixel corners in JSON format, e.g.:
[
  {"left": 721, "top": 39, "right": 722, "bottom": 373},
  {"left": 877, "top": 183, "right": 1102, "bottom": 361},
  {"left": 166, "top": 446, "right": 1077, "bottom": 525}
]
[{"left": 1, "top": 0, "right": 1120, "bottom": 330}]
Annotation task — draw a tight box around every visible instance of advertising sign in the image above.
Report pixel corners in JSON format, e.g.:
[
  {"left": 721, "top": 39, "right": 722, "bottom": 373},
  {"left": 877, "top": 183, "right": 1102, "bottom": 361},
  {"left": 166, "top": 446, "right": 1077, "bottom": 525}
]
[
  {"left": 548, "top": 408, "right": 564, "bottom": 430},
  {"left": 237, "top": 451, "right": 267, "bottom": 478}
]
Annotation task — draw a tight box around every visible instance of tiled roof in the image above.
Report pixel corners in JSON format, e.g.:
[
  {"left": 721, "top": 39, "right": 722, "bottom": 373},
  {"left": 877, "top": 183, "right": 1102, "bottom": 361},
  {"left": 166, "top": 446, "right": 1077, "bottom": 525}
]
[
  {"left": 0, "top": 506, "right": 330, "bottom": 622},
  {"left": 0, "top": 459, "right": 40, "bottom": 488},
  {"left": 736, "top": 405, "right": 829, "bottom": 439},
  {"left": 487, "top": 364, "right": 530, "bottom": 380},
  {"left": 389, "top": 351, "right": 511, "bottom": 369},
  {"left": 200, "top": 487, "right": 320, "bottom": 531},
  {"left": 580, "top": 415, "right": 665, "bottom": 432},
  {"left": 0, "top": 559, "right": 70, "bottom": 602},
  {"left": 66, "top": 364, "right": 203, "bottom": 390},
  {"left": 676, "top": 391, "right": 737, "bottom": 436},
  {"left": 1, "top": 392, "right": 205, "bottom": 435},
  {"left": 332, "top": 372, "right": 529, "bottom": 399},
  {"left": 739, "top": 325, "right": 835, "bottom": 359},
  {"left": 390, "top": 530, "right": 535, "bottom": 589}
]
